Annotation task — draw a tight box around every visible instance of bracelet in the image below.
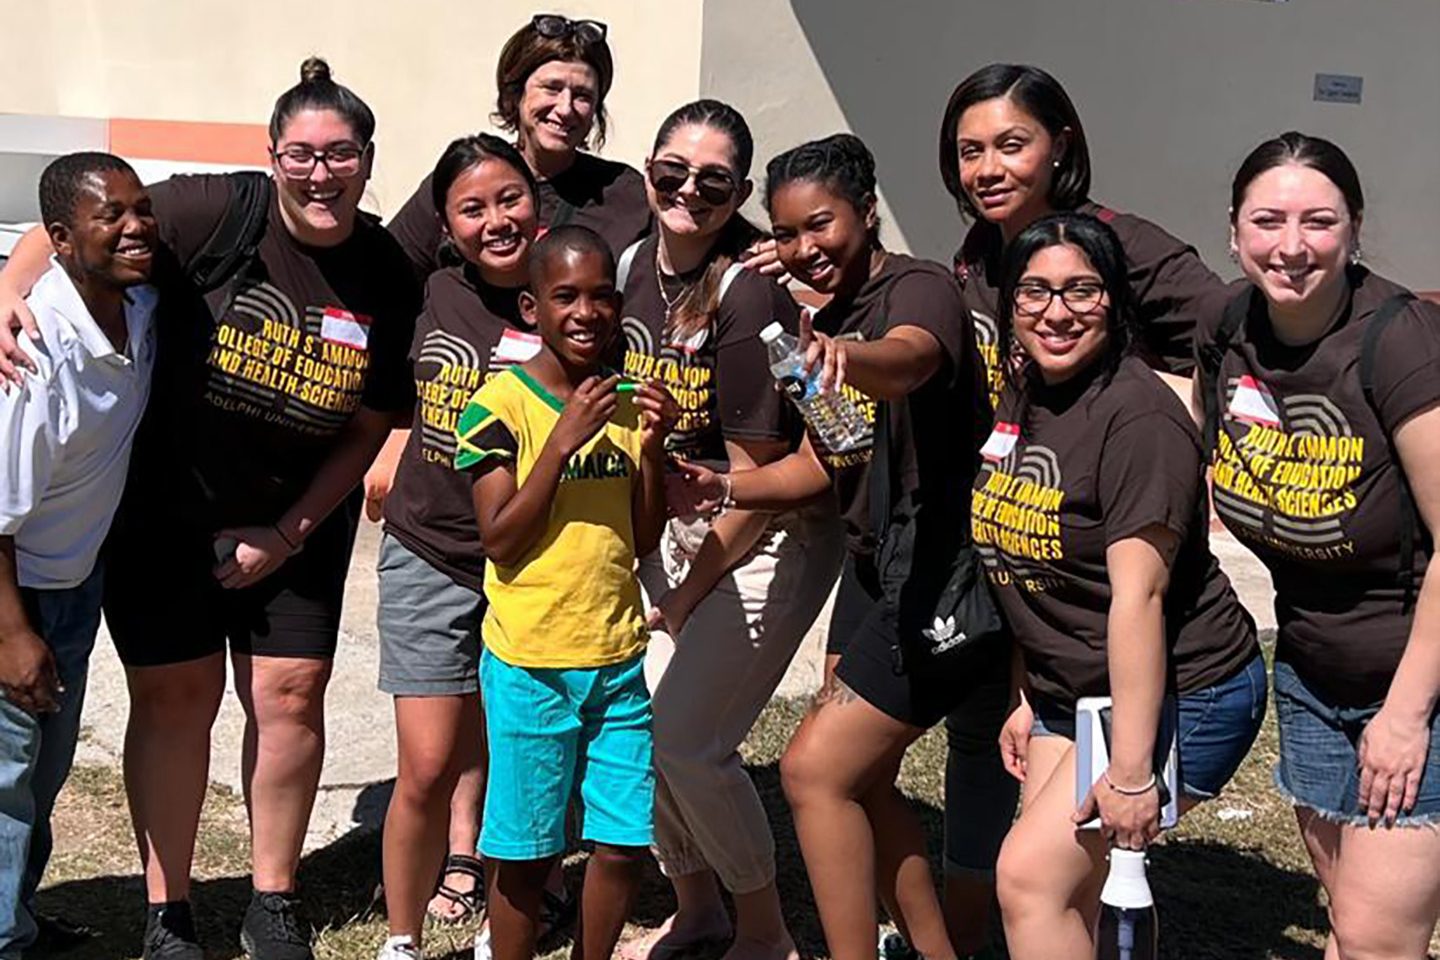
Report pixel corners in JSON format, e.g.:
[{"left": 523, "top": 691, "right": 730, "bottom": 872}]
[
  {"left": 273, "top": 524, "right": 299, "bottom": 552},
  {"left": 717, "top": 474, "right": 737, "bottom": 514},
  {"left": 1103, "top": 771, "right": 1158, "bottom": 796}
]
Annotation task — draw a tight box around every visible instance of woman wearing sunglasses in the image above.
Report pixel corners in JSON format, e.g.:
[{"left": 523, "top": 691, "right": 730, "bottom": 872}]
[
  {"left": 979, "top": 213, "right": 1261, "bottom": 960},
  {"left": 615, "top": 100, "right": 843, "bottom": 960},
  {"left": 0, "top": 58, "right": 419, "bottom": 960}
]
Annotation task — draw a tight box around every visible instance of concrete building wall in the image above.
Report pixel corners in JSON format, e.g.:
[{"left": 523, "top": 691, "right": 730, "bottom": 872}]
[
  {"left": 701, "top": 0, "right": 1440, "bottom": 289},
  {"left": 0, "top": 0, "right": 704, "bottom": 218}
]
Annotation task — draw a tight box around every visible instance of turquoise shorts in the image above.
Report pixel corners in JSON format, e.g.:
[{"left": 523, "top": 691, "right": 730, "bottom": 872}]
[{"left": 478, "top": 648, "right": 654, "bottom": 860}]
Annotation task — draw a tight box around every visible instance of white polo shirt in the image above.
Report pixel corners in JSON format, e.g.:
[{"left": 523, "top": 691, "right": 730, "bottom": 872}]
[{"left": 0, "top": 259, "right": 157, "bottom": 589}]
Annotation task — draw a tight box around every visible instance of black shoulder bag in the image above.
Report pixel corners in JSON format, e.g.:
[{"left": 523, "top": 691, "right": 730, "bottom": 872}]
[{"left": 868, "top": 399, "right": 1006, "bottom": 675}]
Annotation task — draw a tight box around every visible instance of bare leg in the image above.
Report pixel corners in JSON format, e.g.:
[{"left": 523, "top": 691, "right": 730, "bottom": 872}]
[
  {"left": 780, "top": 680, "right": 947, "bottom": 960},
  {"left": 487, "top": 856, "right": 554, "bottom": 960},
  {"left": 572, "top": 844, "right": 645, "bottom": 960},
  {"left": 384, "top": 693, "right": 481, "bottom": 942},
  {"left": 123, "top": 654, "right": 226, "bottom": 903},
  {"left": 618, "top": 868, "right": 731, "bottom": 960},
  {"left": 232, "top": 654, "right": 331, "bottom": 892}
]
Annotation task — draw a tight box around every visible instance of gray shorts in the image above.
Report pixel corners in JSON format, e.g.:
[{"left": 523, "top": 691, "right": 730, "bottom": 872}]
[{"left": 377, "top": 532, "right": 483, "bottom": 697}]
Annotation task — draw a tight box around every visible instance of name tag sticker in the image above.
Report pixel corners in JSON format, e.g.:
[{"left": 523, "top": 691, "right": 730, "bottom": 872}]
[
  {"left": 495, "top": 328, "right": 543, "bottom": 365},
  {"left": 321, "top": 308, "right": 371, "bottom": 350},
  {"left": 981, "top": 422, "right": 1020, "bottom": 462},
  {"left": 1228, "top": 375, "right": 1282, "bottom": 427}
]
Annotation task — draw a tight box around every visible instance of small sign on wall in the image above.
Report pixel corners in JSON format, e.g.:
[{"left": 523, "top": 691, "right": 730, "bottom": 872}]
[{"left": 1314, "top": 73, "right": 1363, "bottom": 104}]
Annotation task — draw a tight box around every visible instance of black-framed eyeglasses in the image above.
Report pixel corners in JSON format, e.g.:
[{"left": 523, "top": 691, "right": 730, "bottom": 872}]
[
  {"left": 647, "top": 158, "right": 738, "bottom": 206},
  {"left": 1013, "top": 281, "right": 1107, "bottom": 317},
  {"left": 532, "top": 14, "right": 607, "bottom": 44},
  {"left": 271, "top": 142, "right": 366, "bottom": 180}
]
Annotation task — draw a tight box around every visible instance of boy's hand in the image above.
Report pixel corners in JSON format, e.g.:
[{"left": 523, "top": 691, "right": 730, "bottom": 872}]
[
  {"left": 634, "top": 380, "right": 679, "bottom": 457},
  {"left": 553, "top": 375, "right": 620, "bottom": 457}
]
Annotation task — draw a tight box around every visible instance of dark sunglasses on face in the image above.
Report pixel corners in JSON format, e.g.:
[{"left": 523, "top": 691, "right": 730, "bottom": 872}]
[
  {"left": 271, "top": 142, "right": 366, "bottom": 180},
  {"left": 532, "top": 14, "right": 607, "bottom": 44},
  {"left": 647, "top": 159, "right": 738, "bottom": 206}
]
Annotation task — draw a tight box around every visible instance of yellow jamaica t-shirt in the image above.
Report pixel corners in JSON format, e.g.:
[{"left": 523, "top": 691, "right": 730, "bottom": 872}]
[{"left": 454, "top": 366, "right": 648, "bottom": 669}]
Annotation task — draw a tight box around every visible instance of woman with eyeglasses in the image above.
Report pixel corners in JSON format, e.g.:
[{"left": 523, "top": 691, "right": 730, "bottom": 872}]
[
  {"left": 613, "top": 100, "right": 843, "bottom": 960},
  {"left": 979, "top": 212, "right": 1261, "bottom": 960},
  {"left": 0, "top": 58, "right": 420, "bottom": 960}
]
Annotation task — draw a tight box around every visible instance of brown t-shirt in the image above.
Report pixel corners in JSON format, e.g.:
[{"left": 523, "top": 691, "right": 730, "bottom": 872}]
[
  {"left": 136, "top": 173, "right": 419, "bottom": 527},
  {"left": 954, "top": 201, "right": 1232, "bottom": 408},
  {"left": 388, "top": 151, "right": 651, "bottom": 282},
  {"left": 974, "top": 355, "right": 1257, "bottom": 706},
  {"left": 618, "top": 236, "right": 799, "bottom": 465},
  {"left": 383, "top": 266, "right": 541, "bottom": 590},
  {"left": 1198, "top": 268, "right": 1440, "bottom": 706},
  {"left": 811, "top": 253, "right": 989, "bottom": 556}
]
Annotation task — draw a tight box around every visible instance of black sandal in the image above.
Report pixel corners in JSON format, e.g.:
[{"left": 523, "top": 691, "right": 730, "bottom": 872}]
[{"left": 428, "top": 853, "right": 485, "bottom": 923}]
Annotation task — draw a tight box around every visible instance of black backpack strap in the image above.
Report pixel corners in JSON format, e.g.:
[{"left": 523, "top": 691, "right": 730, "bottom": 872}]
[
  {"left": 1198, "top": 288, "right": 1252, "bottom": 457},
  {"left": 1359, "top": 292, "right": 1422, "bottom": 612},
  {"left": 185, "top": 171, "right": 271, "bottom": 295}
]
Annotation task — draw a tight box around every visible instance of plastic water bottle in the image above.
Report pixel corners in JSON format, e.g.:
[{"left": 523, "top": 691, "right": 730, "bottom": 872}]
[
  {"left": 760, "top": 322, "right": 871, "bottom": 453},
  {"left": 1096, "top": 849, "right": 1158, "bottom": 960}
]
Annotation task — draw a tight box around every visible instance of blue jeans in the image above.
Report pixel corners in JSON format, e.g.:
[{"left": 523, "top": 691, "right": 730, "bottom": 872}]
[{"left": 0, "top": 565, "right": 103, "bottom": 959}]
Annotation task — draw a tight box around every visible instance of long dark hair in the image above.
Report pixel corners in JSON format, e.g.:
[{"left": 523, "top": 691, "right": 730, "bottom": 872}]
[
  {"left": 1230, "top": 130, "right": 1364, "bottom": 222},
  {"left": 996, "top": 212, "right": 1139, "bottom": 404},
  {"left": 651, "top": 99, "right": 762, "bottom": 340},
  {"left": 938, "top": 63, "right": 1091, "bottom": 221}
]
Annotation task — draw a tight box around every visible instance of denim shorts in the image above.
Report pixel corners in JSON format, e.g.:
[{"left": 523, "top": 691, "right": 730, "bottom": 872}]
[
  {"left": 1273, "top": 659, "right": 1440, "bottom": 825},
  {"left": 377, "top": 532, "right": 483, "bottom": 697},
  {"left": 1031, "top": 652, "right": 1267, "bottom": 801},
  {"left": 479, "top": 648, "right": 654, "bottom": 860}
]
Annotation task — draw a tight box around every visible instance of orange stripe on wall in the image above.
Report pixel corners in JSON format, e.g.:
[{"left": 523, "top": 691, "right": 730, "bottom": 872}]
[{"left": 108, "top": 118, "right": 269, "bottom": 166}]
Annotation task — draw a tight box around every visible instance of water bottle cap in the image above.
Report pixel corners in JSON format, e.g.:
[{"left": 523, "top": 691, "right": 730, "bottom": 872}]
[
  {"left": 759, "top": 322, "right": 785, "bottom": 342},
  {"left": 1099, "top": 848, "right": 1153, "bottom": 909}
]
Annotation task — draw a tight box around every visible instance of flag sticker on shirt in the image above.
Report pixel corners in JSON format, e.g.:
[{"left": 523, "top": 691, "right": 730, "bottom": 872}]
[
  {"left": 321, "top": 308, "right": 371, "bottom": 350},
  {"left": 494, "top": 328, "right": 543, "bottom": 365},
  {"left": 1228, "top": 375, "right": 1281, "bottom": 427},
  {"left": 981, "top": 422, "right": 1020, "bottom": 462}
]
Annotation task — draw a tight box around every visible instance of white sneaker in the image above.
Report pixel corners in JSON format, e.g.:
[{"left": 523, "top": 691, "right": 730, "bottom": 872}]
[
  {"left": 378, "top": 935, "right": 421, "bottom": 960},
  {"left": 473, "top": 924, "right": 492, "bottom": 960}
]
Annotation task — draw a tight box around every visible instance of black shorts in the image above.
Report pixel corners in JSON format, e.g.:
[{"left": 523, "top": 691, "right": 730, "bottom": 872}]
[
  {"left": 103, "top": 493, "right": 361, "bottom": 667},
  {"left": 829, "top": 552, "right": 1010, "bottom": 729}
]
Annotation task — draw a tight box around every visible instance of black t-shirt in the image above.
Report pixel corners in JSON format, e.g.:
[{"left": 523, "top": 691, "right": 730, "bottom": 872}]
[
  {"left": 618, "top": 235, "right": 799, "bottom": 465},
  {"left": 388, "top": 152, "right": 651, "bottom": 282},
  {"left": 1198, "top": 268, "right": 1440, "bottom": 706},
  {"left": 974, "top": 355, "right": 1257, "bottom": 706},
  {"left": 810, "top": 253, "right": 989, "bottom": 557},
  {"left": 383, "top": 266, "right": 541, "bottom": 590},
  {"left": 955, "top": 201, "right": 1233, "bottom": 407},
  {"left": 131, "top": 173, "right": 419, "bottom": 527}
]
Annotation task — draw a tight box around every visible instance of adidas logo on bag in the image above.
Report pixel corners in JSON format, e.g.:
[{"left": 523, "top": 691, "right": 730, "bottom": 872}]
[{"left": 922, "top": 616, "right": 967, "bottom": 653}]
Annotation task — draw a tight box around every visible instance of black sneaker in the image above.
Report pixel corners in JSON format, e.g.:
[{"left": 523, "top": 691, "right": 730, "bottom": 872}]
[
  {"left": 239, "top": 891, "right": 313, "bottom": 960},
  {"left": 143, "top": 901, "right": 204, "bottom": 960}
]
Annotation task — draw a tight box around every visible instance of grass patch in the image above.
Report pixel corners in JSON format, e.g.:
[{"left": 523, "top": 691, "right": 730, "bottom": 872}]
[{"left": 36, "top": 690, "right": 1438, "bottom": 959}]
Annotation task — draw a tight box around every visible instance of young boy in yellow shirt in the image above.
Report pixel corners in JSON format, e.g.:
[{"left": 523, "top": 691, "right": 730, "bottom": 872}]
[{"left": 454, "top": 226, "right": 674, "bottom": 960}]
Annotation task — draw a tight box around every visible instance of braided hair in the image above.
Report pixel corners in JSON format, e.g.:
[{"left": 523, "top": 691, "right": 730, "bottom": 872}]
[{"left": 764, "top": 133, "right": 879, "bottom": 244}]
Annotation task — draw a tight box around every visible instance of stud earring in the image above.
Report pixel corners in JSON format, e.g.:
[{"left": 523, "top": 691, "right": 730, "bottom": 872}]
[
  {"left": 1228, "top": 247, "right": 1240, "bottom": 263},
  {"left": 1349, "top": 244, "right": 1363, "bottom": 265}
]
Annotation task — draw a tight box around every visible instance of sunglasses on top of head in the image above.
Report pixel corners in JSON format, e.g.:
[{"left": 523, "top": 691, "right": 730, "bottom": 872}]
[
  {"left": 647, "top": 159, "right": 738, "bottom": 206},
  {"left": 532, "top": 14, "right": 607, "bottom": 44}
]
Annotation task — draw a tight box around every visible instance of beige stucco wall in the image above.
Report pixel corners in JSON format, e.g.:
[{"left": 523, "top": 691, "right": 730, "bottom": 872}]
[
  {"left": 701, "top": 0, "right": 1440, "bottom": 289},
  {"left": 0, "top": 0, "right": 705, "bottom": 217}
]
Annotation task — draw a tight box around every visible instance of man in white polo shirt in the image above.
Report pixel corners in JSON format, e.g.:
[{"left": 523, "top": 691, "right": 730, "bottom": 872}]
[{"left": 0, "top": 152, "right": 157, "bottom": 958}]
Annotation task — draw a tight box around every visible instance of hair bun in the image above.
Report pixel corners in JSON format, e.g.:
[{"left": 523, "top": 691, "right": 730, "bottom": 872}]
[{"left": 300, "top": 56, "right": 332, "bottom": 85}]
